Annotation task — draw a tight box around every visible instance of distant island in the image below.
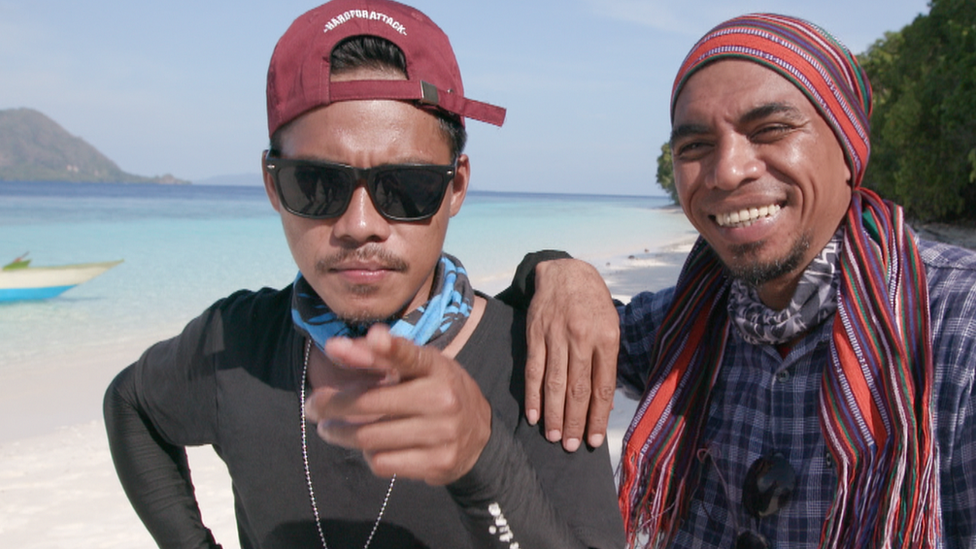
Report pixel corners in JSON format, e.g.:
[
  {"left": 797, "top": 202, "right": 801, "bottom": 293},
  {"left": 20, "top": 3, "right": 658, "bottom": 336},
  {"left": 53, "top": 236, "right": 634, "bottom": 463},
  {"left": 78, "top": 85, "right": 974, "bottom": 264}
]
[
  {"left": 194, "top": 173, "right": 264, "bottom": 187},
  {"left": 0, "top": 107, "right": 188, "bottom": 184}
]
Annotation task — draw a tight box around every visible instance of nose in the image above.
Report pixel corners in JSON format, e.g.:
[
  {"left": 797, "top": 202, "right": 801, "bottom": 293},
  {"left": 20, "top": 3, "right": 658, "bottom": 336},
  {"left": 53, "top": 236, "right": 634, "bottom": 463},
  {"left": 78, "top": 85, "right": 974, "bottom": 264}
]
[
  {"left": 709, "top": 134, "right": 763, "bottom": 190},
  {"left": 330, "top": 184, "right": 391, "bottom": 244}
]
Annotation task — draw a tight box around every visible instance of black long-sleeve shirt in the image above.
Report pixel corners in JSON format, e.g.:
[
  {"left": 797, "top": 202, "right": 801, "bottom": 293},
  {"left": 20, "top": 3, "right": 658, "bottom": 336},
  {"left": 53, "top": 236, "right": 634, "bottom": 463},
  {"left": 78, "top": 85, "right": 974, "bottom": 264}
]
[{"left": 104, "top": 287, "right": 624, "bottom": 549}]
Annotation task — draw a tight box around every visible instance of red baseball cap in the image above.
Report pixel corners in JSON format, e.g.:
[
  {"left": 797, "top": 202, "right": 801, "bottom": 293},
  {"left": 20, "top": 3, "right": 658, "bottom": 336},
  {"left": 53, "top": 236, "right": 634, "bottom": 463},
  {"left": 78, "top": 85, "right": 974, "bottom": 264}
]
[{"left": 266, "top": 0, "right": 506, "bottom": 138}]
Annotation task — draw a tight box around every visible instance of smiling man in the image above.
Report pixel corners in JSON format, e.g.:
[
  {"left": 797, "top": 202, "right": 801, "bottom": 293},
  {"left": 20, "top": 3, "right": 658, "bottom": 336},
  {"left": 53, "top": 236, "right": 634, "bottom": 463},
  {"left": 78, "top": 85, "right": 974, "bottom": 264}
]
[
  {"left": 509, "top": 13, "right": 976, "bottom": 549},
  {"left": 102, "top": 1, "right": 623, "bottom": 548}
]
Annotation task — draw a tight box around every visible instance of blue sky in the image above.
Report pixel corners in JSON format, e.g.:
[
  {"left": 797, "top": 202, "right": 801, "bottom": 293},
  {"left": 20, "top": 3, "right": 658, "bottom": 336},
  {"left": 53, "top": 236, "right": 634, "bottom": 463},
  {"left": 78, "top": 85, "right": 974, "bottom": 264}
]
[{"left": 1, "top": 0, "right": 930, "bottom": 195}]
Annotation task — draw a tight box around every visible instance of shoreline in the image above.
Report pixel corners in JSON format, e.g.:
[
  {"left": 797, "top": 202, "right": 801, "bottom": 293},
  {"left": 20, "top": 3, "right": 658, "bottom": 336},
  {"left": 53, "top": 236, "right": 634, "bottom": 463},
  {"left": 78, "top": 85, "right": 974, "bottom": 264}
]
[
  {"left": 912, "top": 221, "right": 976, "bottom": 251},
  {"left": 0, "top": 332, "right": 174, "bottom": 444}
]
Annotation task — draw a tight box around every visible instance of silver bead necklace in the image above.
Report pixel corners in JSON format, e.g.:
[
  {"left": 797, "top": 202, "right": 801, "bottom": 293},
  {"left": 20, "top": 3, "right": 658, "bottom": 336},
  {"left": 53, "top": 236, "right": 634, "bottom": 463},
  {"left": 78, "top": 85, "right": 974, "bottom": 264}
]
[{"left": 301, "top": 339, "right": 396, "bottom": 549}]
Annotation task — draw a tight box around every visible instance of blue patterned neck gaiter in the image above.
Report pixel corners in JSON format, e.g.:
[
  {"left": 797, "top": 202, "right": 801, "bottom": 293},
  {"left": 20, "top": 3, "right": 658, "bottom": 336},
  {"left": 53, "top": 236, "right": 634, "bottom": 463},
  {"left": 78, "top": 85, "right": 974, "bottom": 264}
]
[{"left": 291, "top": 253, "right": 474, "bottom": 351}]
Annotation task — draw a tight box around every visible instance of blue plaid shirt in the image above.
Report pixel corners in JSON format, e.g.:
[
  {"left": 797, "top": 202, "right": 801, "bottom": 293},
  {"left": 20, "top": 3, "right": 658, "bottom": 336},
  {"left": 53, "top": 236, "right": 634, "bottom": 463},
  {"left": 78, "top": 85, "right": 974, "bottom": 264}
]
[{"left": 617, "top": 239, "right": 976, "bottom": 548}]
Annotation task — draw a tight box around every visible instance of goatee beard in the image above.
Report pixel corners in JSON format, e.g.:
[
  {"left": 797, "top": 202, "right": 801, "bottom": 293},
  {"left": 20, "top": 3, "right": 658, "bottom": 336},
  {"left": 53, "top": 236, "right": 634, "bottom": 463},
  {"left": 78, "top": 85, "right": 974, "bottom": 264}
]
[
  {"left": 341, "top": 316, "right": 395, "bottom": 334},
  {"left": 332, "top": 294, "right": 403, "bottom": 327},
  {"left": 726, "top": 234, "right": 811, "bottom": 287}
]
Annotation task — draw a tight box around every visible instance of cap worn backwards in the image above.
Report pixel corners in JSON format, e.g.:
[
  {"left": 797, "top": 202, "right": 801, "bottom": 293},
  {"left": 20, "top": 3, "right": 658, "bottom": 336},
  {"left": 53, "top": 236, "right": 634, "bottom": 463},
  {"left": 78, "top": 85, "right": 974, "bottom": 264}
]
[
  {"left": 670, "top": 13, "right": 873, "bottom": 187},
  {"left": 266, "top": 0, "right": 506, "bottom": 138}
]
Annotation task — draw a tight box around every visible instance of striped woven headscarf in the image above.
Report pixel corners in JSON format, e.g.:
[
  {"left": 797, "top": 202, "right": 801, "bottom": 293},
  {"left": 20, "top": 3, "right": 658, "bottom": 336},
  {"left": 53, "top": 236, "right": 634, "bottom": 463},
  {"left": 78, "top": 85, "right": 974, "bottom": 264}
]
[{"left": 618, "top": 13, "right": 939, "bottom": 548}]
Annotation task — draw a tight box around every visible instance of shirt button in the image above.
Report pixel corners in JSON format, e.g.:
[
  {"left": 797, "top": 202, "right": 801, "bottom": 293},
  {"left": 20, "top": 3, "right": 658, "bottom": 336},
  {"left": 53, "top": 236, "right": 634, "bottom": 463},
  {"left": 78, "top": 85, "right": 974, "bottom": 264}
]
[
  {"left": 825, "top": 452, "right": 834, "bottom": 468},
  {"left": 775, "top": 369, "right": 791, "bottom": 383}
]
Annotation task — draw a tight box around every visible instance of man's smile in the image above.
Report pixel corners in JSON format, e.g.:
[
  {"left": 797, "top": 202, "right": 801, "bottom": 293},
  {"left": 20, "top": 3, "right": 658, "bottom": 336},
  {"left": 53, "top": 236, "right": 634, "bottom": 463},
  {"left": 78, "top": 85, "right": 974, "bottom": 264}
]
[{"left": 713, "top": 203, "right": 782, "bottom": 228}]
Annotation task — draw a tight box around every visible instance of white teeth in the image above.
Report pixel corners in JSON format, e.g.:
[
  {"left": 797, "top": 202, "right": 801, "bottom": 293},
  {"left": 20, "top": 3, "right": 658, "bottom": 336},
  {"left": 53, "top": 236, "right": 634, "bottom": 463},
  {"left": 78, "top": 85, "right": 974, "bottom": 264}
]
[{"left": 716, "top": 204, "right": 781, "bottom": 227}]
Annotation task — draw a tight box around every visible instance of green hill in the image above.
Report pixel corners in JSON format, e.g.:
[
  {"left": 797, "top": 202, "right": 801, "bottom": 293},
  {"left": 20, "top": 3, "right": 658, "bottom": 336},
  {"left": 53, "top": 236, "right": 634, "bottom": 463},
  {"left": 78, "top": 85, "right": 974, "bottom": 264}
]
[{"left": 0, "top": 108, "right": 187, "bottom": 184}]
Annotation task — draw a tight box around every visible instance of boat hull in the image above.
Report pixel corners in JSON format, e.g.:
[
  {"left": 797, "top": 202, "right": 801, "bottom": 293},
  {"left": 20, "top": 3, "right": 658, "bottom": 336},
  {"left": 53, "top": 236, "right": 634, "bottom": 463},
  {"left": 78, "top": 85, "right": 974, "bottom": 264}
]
[{"left": 0, "top": 260, "right": 123, "bottom": 302}]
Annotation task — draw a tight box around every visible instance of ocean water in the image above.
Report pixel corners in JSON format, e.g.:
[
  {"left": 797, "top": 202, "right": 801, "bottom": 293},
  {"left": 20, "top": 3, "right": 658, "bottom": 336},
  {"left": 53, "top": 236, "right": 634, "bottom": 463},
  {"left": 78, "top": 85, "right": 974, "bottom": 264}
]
[{"left": 0, "top": 181, "right": 695, "bottom": 371}]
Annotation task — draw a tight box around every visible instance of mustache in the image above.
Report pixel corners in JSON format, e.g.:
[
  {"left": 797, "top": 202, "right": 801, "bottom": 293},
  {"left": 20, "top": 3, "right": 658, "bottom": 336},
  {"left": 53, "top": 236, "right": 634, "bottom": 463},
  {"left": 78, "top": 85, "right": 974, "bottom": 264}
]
[{"left": 315, "top": 246, "right": 409, "bottom": 274}]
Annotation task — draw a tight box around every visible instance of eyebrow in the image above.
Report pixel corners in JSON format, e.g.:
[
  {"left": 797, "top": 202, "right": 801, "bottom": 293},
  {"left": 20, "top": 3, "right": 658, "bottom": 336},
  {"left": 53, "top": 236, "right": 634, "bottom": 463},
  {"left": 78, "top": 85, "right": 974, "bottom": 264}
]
[
  {"left": 670, "top": 102, "right": 805, "bottom": 145},
  {"left": 740, "top": 102, "right": 803, "bottom": 124},
  {"left": 670, "top": 123, "right": 710, "bottom": 146}
]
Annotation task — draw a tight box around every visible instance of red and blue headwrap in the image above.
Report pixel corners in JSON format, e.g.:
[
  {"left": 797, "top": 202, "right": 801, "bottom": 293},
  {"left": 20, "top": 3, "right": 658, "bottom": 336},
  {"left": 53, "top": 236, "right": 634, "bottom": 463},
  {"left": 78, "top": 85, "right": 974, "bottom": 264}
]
[
  {"left": 671, "top": 13, "right": 872, "bottom": 187},
  {"left": 619, "top": 13, "right": 939, "bottom": 549}
]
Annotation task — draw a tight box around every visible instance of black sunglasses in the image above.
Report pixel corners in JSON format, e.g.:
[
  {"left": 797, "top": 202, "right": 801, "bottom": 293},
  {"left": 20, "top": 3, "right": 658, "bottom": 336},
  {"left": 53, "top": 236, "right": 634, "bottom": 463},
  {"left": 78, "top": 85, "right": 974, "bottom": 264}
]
[
  {"left": 735, "top": 453, "right": 796, "bottom": 549},
  {"left": 265, "top": 155, "right": 457, "bottom": 222},
  {"left": 698, "top": 448, "right": 797, "bottom": 549}
]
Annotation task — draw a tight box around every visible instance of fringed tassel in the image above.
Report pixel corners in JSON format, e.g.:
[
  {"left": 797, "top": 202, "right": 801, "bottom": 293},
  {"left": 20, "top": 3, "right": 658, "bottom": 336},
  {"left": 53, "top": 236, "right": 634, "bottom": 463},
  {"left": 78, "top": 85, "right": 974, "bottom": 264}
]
[
  {"left": 618, "top": 239, "right": 729, "bottom": 548},
  {"left": 816, "top": 190, "right": 940, "bottom": 548}
]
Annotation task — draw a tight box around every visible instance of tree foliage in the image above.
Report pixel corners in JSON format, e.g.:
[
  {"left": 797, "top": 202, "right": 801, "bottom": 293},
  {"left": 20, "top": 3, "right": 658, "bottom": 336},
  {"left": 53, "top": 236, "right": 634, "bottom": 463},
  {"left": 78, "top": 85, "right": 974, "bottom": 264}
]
[
  {"left": 655, "top": 141, "right": 678, "bottom": 204},
  {"left": 860, "top": 0, "right": 976, "bottom": 222}
]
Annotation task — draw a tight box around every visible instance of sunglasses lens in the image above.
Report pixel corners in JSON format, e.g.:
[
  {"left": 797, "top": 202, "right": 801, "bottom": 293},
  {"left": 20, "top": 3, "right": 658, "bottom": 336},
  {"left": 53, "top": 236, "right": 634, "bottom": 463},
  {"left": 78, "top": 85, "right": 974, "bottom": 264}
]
[
  {"left": 742, "top": 453, "right": 796, "bottom": 519},
  {"left": 270, "top": 158, "right": 453, "bottom": 221},
  {"left": 371, "top": 168, "right": 450, "bottom": 220},
  {"left": 735, "top": 531, "right": 770, "bottom": 549},
  {"left": 276, "top": 164, "right": 354, "bottom": 218}
]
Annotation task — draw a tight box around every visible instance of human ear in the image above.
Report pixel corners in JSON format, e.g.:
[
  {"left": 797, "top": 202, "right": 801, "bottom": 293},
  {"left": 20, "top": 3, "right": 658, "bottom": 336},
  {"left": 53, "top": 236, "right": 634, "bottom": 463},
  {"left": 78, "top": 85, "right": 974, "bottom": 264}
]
[
  {"left": 448, "top": 154, "right": 470, "bottom": 217},
  {"left": 261, "top": 150, "right": 282, "bottom": 213}
]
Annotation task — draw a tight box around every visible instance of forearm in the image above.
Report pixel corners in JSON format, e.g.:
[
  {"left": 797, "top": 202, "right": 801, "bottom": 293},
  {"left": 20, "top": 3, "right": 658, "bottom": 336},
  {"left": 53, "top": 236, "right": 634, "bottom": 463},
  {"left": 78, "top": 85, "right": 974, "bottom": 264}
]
[
  {"left": 103, "top": 366, "right": 221, "bottom": 549},
  {"left": 447, "top": 416, "right": 606, "bottom": 549}
]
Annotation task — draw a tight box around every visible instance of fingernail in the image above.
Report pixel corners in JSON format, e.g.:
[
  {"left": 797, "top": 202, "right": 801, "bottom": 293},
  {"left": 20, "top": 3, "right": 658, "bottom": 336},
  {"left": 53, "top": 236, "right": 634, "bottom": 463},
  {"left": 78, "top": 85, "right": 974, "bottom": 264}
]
[
  {"left": 547, "top": 429, "right": 561, "bottom": 442},
  {"left": 589, "top": 434, "right": 605, "bottom": 448},
  {"left": 303, "top": 399, "right": 318, "bottom": 422},
  {"left": 526, "top": 409, "right": 539, "bottom": 425},
  {"left": 565, "top": 438, "right": 581, "bottom": 452}
]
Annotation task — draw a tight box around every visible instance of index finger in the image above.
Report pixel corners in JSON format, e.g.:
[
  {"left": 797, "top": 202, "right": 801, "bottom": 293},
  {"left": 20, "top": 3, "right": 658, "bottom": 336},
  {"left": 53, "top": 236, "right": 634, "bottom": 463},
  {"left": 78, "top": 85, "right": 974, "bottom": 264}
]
[{"left": 365, "top": 326, "right": 438, "bottom": 381}]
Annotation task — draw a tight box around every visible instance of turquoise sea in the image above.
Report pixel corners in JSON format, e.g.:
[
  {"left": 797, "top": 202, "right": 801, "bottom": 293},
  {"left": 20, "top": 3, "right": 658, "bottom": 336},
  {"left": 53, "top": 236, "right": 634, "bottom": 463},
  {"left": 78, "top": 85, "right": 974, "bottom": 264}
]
[{"left": 0, "top": 181, "right": 695, "bottom": 372}]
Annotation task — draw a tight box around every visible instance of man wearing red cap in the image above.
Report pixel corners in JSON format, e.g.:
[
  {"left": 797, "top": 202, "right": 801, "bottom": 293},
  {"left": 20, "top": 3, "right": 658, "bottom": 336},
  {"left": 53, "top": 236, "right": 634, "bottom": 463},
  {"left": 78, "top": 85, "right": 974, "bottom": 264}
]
[
  {"left": 103, "top": 1, "right": 624, "bottom": 548},
  {"left": 509, "top": 13, "right": 976, "bottom": 549}
]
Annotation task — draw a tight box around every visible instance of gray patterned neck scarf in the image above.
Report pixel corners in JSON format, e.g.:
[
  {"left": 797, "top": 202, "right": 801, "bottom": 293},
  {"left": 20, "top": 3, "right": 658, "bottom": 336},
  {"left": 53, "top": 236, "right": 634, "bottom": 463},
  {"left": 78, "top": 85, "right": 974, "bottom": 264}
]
[{"left": 728, "top": 230, "right": 843, "bottom": 346}]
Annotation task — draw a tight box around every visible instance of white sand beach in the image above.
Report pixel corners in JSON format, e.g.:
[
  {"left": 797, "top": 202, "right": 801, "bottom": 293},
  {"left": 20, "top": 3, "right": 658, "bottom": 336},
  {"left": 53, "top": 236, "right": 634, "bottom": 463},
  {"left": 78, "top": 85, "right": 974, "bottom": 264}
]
[{"left": 0, "top": 243, "right": 692, "bottom": 548}]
